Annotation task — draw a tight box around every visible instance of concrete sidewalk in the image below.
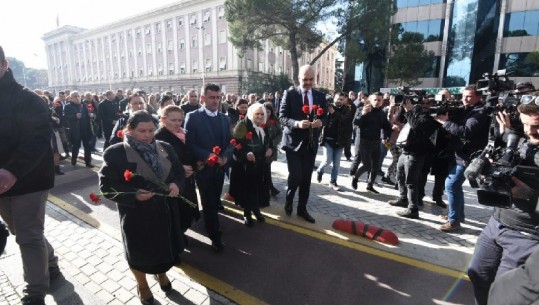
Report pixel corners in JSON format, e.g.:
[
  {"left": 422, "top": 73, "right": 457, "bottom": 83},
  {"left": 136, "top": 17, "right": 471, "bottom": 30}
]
[
  {"left": 0, "top": 145, "right": 490, "bottom": 304},
  {"left": 0, "top": 203, "right": 236, "bottom": 305}
]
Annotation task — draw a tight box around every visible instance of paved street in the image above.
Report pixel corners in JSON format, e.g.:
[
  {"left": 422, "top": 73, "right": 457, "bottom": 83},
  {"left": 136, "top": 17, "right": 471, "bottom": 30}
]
[{"left": 0, "top": 142, "right": 492, "bottom": 305}]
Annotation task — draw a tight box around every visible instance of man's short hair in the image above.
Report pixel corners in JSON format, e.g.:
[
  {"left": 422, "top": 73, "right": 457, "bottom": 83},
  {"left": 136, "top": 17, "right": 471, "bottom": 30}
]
[
  {"left": 518, "top": 103, "right": 539, "bottom": 116},
  {"left": 371, "top": 91, "right": 384, "bottom": 97},
  {"left": 0, "top": 46, "right": 5, "bottom": 62},
  {"left": 463, "top": 84, "right": 480, "bottom": 96},
  {"left": 515, "top": 82, "right": 535, "bottom": 94},
  {"left": 204, "top": 83, "right": 220, "bottom": 95}
]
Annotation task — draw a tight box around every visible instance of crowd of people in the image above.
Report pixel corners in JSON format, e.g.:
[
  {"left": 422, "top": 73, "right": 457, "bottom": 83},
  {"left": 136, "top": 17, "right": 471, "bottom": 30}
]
[{"left": 1, "top": 40, "right": 539, "bottom": 305}]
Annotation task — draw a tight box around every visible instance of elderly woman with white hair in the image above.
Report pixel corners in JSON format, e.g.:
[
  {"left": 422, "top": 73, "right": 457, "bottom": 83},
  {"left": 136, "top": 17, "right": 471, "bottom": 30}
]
[{"left": 230, "top": 103, "right": 273, "bottom": 227}]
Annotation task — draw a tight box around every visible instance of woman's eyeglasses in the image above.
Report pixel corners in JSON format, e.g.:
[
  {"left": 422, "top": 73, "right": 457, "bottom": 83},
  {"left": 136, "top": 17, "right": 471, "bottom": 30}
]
[{"left": 520, "top": 95, "right": 539, "bottom": 106}]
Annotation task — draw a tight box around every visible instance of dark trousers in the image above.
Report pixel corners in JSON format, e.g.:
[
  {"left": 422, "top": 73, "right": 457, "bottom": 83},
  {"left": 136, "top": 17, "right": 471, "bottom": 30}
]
[
  {"left": 467, "top": 217, "right": 539, "bottom": 305},
  {"left": 353, "top": 138, "right": 381, "bottom": 186},
  {"left": 418, "top": 154, "right": 433, "bottom": 201},
  {"left": 196, "top": 172, "right": 225, "bottom": 239},
  {"left": 351, "top": 132, "right": 362, "bottom": 173},
  {"left": 396, "top": 152, "right": 425, "bottom": 210},
  {"left": 285, "top": 145, "right": 316, "bottom": 211},
  {"left": 71, "top": 132, "right": 92, "bottom": 165},
  {"left": 102, "top": 123, "right": 114, "bottom": 150},
  {"left": 343, "top": 137, "right": 352, "bottom": 160}
]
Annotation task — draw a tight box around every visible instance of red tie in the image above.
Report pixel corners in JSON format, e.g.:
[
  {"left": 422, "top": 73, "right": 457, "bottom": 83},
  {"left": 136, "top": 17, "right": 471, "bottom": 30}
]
[{"left": 303, "top": 91, "right": 309, "bottom": 107}]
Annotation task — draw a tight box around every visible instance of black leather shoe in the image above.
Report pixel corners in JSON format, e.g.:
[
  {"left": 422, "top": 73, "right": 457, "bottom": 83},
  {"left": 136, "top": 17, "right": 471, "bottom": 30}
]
[
  {"left": 434, "top": 198, "right": 447, "bottom": 208},
  {"left": 85, "top": 163, "right": 95, "bottom": 168},
  {"left": 154, "top": 274, "right": 172, "bottom": 293},
  {"left": 22, "top": 297, "right": 46, "bottom": 305},
  {"left": 253, "top": 212, "right": 265, "bottom": 223},
  {"left": 297, "top": 210, "right": 315, "bottom": 223},
  {"left": 351, "top": 178, "right": 358, "bottom": 190},
  {"left": 284, "top": 202, "right": 293, "bottom": 216},
  {"left": 317, "top": 172, "right": 322, "bottom": 183},
  {"left": 71, "top": 158, "right": 77, "bottom": 166},
  {"left": 389, "top": 198, "right": 408, "bottom": 207},
  {"left": 366, "top": 185, "right": 379, "bottom": 194},
  {"left": 270, "top": 187, "right": 280, "bottom": 196},
  {"left": 210, "top": 233, "right": 224, "bottom": 253},
  {"left": 244, "top": 216, "right": 254, "bottom": 227},
  {"left": 55, "top": 165, "right": 65, "bottom": 175},
  {"left": 396, "top": 208, "right": 419, "bottom": 219},
  {"left": 0, "top": 222, "right": 9, "bottom": 255}
]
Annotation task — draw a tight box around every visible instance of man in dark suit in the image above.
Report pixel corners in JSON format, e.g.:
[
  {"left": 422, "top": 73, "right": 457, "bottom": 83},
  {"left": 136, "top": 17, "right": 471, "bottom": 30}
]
[
  {"left": 279, "top": 65, "right": 327, "bottom": 223},
  {"left": 98, "top": 90, "right": 120, "bottom": 150},
  {"left": 184, "top": 83, "right": 232, "bottom": 252}
]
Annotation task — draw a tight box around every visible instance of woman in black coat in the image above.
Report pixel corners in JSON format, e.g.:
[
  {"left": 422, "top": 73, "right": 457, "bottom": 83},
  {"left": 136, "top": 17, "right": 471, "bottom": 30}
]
[
  {"left": 231, "top": 103, "right": 273, "bottom": 227},
  {"left": 155, "top": 105, "right": 200, "bottom": 235},
  {"left": 99, "top": 111, "right": 185, "bottom": 305}
]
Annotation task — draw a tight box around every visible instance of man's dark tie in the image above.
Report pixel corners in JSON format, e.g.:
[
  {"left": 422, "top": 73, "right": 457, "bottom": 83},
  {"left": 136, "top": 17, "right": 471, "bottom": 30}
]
[{"left": 303, "top": 91, "right": 309, "bottom": 106}]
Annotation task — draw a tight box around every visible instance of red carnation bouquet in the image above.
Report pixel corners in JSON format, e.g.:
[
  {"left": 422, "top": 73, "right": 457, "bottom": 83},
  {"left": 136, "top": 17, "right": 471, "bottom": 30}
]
[
  {"left": 302, "top": 104, "right": 325, "bottom": 150},
  {"left": 89, "top": 169, "right": 197, "bottom": 207}
]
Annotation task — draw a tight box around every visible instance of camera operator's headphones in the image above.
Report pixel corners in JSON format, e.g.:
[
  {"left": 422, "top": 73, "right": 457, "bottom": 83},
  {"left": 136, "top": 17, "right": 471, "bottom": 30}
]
[{"left": 520, "top": 95, "right": 539, "bottom": 106}]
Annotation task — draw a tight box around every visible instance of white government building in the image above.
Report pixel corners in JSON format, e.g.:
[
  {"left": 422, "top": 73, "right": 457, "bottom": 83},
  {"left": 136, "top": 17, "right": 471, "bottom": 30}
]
[{"left": 42, "top": 0, "right": 337, "bottom": 95}]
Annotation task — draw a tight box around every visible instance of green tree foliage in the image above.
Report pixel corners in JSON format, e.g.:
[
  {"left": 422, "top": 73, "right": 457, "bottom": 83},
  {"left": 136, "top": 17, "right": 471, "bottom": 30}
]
[
  {"left": 6, "top": 57, "right": 48, "bottom": 89},
  {"left": 225, "top": 0, "right": 338, "bottom": 84},
  {"left": 526, "top": 49, "right": 539, "bottom": 66},
  {"left": 338, "top": 0, "right": 395, "bottom": 92},
  {"left": 386, "top": 32, "right": 435, "bottom": 86},
  {"left": 241, "top": 72, "right": 293, "bottom": 95}
]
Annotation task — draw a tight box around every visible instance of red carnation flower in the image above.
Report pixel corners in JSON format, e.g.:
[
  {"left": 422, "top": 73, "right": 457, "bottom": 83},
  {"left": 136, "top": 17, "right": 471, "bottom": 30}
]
[
  {"left": 260, "top": 124, "right": 266, "bottom": 129},
  {"left": 316, "top": 108, "right": 324, "bottom": 116},
  {"left": 312, "top": 105, "right": 319, "bottom": 111},
  {"left": 87, "top": 104, "right": 94, "bottom": 111},
  {"left": 230, "top": 139, "right": 238, "bottom": 146},
  {"left": 267, "top": 119, "right": 276, "bottom": 125},
  {"left": 117, "top": 130, "right": 124, "bottom": 138},
  {"left": 236, "top": 143, "right": 243, "bottom": 150},
  {"left": 212, "top": 146, "right": 221, "bottom": 155},
  {"left": 239, "top": 114, "right": 245, "bottom": 120},
  {"left": 124, "top": 170, "right": 133, "bottom": 182},
  {"left": 302, "top": 105, "right": 310, "bottom": 114},
  {"left": 54, "top": 102, "right": 61, "bottom": 107},
  {"left": 89, "top": 192, "right": 101, "bottom": 204},
  {"left": 245, "top": 131, "right": 253, "bottom": 140},
  {"left": 207, "top": 154, "right": 219, "bottom": 166}
]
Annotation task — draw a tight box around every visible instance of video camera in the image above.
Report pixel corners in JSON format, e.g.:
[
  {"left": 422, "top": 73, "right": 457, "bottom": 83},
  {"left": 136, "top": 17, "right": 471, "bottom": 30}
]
[
  {"left": 394, "top": 86, "right": 425, "bottom": 105},
  {"left": 431, "top": 94, "right": 462, "bottom": 116},
  {"left": 464, "top": 131, "right": 539, "bottom": 208},
  {"left": 477, "top": 69, "right": 519, "bottom": 117}
]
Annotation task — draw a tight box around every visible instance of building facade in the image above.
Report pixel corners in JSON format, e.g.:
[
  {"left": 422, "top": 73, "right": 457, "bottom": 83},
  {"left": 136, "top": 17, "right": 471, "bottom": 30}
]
[
  {"left": 385, "top": 0, "right": 539, "bottom": 89},
  {"left": 42, "top": 0, "right": 337, "bottom": 95}
]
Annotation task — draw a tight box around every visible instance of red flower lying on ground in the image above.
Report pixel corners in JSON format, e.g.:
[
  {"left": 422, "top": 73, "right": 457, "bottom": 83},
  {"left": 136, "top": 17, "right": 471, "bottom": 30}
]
[
  {"left": 124, "top": 170, "right": 133, "bottom": 182},
  {"left": 117, "top": 130, "right": 124, "bottom": 139},
  {"left": 212, "top": 146, "right": 221, "bottom": 155},
  {"left": 246, "top": 131, "right": 253, "bottom": 140}
]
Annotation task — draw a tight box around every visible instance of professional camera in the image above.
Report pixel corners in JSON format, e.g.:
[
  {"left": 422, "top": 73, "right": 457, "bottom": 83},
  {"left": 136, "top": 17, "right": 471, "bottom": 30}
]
[
  {"left": 431, "top": 94, "right": 462, "bottom": 115},
  {"left": 394, "top": 86, "right": 425, "bottom": 105},
  {"left": 477, "top": 69, "right": 515, "bottom": 93},
  {"left": 465, "top": 131, "right": 539, "bottom": 208}
]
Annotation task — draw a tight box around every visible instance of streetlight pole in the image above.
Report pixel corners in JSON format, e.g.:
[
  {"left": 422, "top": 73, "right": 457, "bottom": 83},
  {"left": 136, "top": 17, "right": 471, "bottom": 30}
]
[{"left": 196, "top": 25, "right": 206, "bottom": 90}]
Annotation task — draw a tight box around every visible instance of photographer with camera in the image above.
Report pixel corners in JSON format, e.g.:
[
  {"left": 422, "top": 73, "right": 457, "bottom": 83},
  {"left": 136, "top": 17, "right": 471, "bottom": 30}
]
[
  {"left": 316, "top": 93, "right": 353, "bottom": 191},
  {"left": 351, "top": 92, "right": 393, "bottom": 194},
  {"left": 389, "top": 98, "right": 441, "bottom": 218},
  {"left": 435, "top": 84, "right": 491, "bottom": 231},
  {"left": 467, "top": 102, "right": 539, "bottom": 305}
]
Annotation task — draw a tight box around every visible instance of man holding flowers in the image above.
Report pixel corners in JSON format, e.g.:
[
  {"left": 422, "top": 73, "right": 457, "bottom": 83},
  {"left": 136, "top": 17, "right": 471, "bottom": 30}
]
[
  {"left": 184, "top": 83, "right": 232, "bottom": 252},
  {"left": 279, "top": 65, "right": 327, "bottom": 223}
]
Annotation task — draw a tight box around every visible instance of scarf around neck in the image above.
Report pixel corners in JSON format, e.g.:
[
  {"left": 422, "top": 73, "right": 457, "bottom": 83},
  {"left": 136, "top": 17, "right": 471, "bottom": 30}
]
[{"left": 126, "top": 134, "right": 163, "bottom": 178}]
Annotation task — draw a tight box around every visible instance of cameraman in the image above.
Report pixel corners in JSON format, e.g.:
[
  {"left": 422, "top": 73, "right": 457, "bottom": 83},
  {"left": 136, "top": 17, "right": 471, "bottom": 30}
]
[
  {"left": 435, "top": 85, "right": 490, "bottom": 231},
  {"left": 390, "top": 98, "right": 440, "bottom": 218},
  {"left": 468, "top": 103, "right": 539, "bottom": 305}
]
